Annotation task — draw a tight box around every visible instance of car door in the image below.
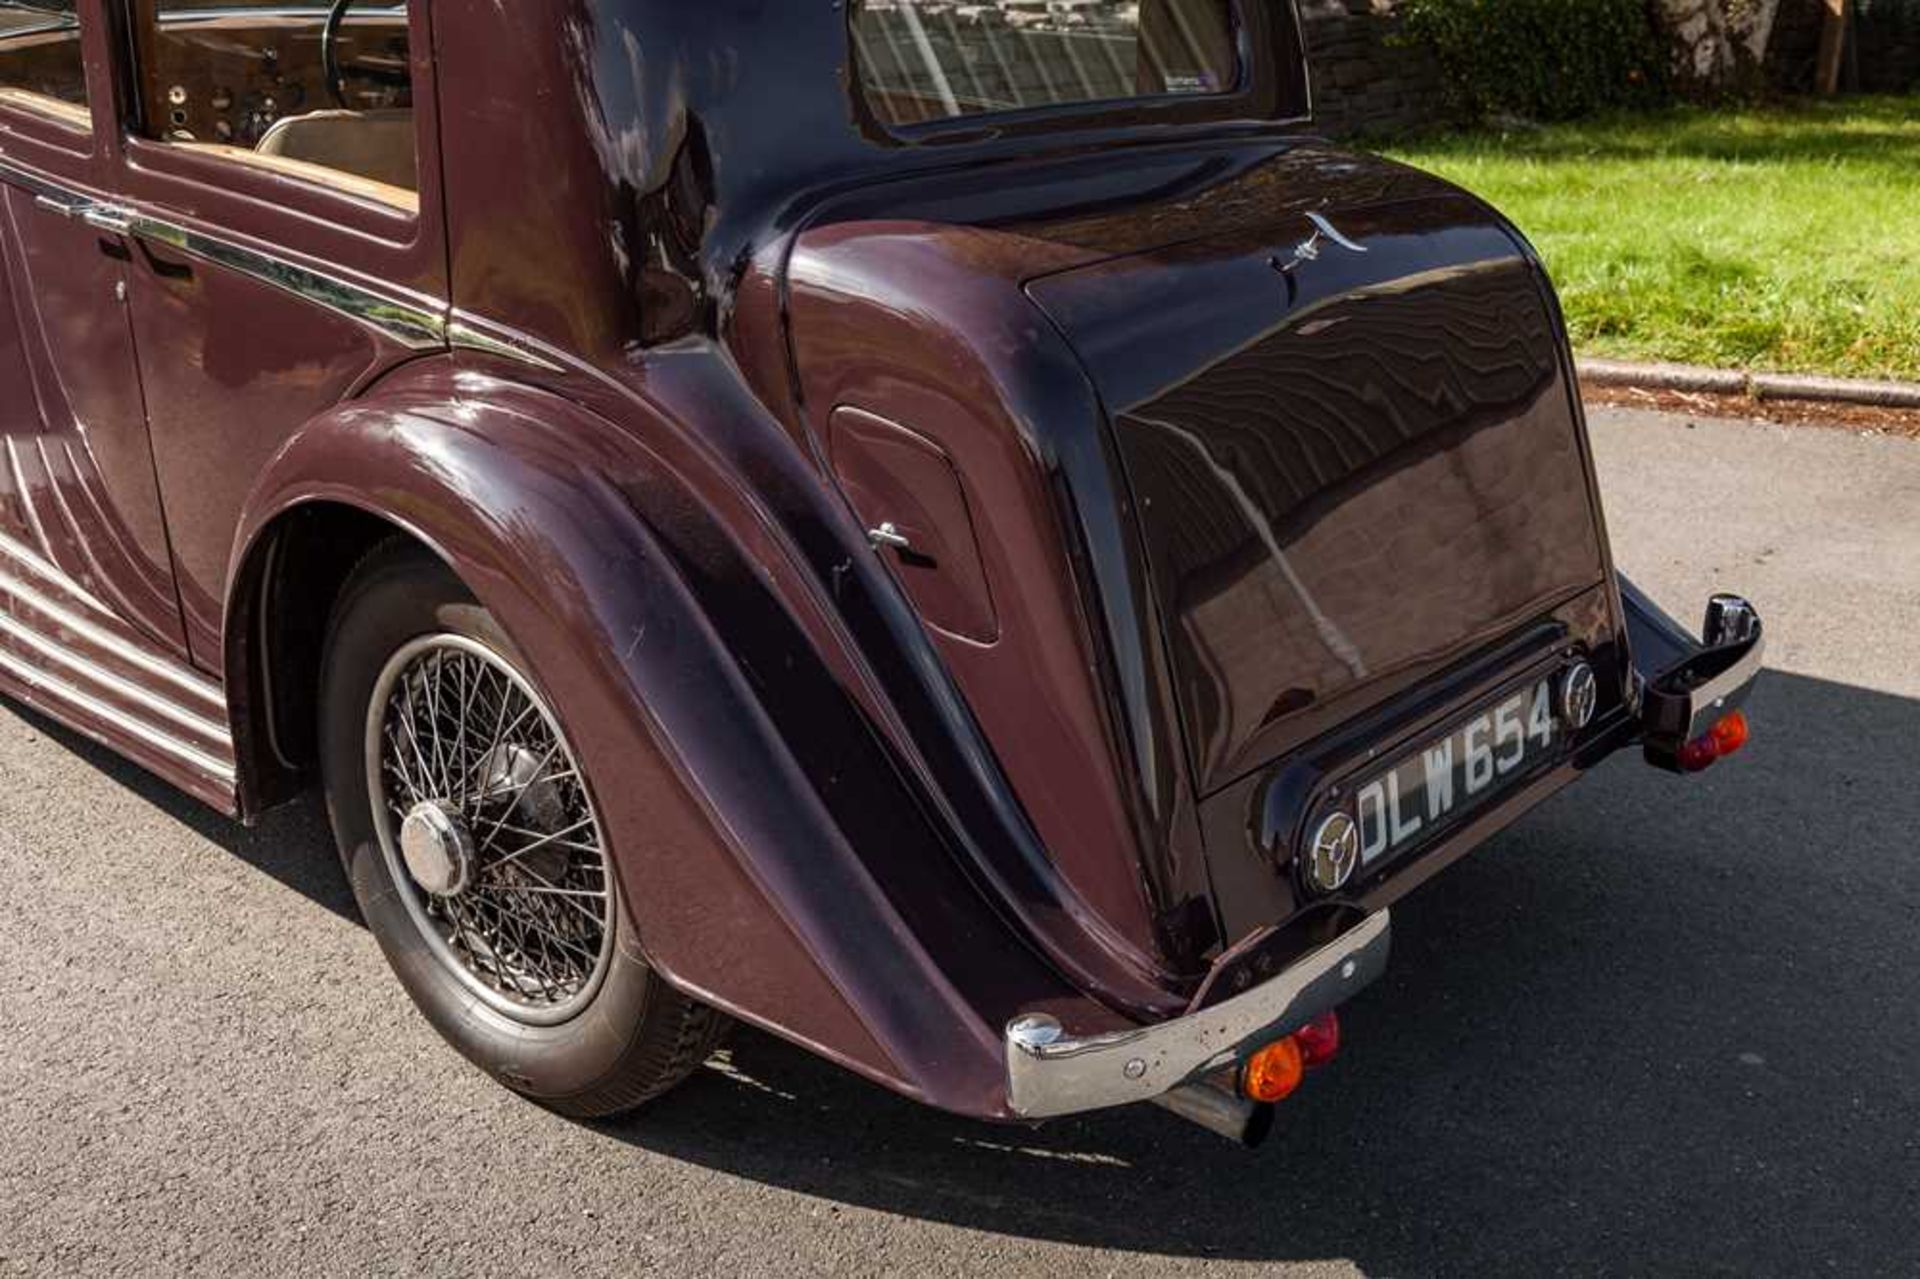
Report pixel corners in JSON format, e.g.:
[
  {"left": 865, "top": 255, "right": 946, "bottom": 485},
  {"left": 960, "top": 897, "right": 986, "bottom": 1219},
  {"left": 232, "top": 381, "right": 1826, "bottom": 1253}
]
[
  {"left": 105, "top": 0, "right": 446, "bottom": 672},
  {"left": 0, "top": 0, "right": 189, "bottom": 655}
]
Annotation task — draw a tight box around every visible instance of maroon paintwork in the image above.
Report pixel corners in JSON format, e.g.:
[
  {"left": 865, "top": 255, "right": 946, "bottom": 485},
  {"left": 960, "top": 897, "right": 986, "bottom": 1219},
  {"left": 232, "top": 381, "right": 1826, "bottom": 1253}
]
[{"left": 0, "top": 1, "right": 1742, "bottom": 1122}]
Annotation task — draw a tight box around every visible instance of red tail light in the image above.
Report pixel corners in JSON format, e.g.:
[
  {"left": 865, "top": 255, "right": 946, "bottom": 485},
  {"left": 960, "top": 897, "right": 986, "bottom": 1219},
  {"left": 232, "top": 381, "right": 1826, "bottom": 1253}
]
[
  {"left": 1241, "top": 1012, "right": 1344, "bottom": 1103},
  {"left": 1295, "top": 1011, "right": 1342, "bottom": 1068},
  {"left": 1677, "top": 710, "right": 1752, "bottom": 772}
]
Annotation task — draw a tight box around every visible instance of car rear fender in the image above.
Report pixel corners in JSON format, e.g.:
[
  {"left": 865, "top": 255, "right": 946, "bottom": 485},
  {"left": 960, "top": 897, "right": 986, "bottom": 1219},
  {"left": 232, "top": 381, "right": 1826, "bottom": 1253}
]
[{"left": 225, "top": 367, "right": 1095, "bottom": 1118}]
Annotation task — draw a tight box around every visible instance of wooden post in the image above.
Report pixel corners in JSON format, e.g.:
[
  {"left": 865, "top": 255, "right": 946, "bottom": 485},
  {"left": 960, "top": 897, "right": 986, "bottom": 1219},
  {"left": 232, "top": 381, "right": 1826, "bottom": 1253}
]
[{"left": 1816, "top": 0, "right": 1852, "bottom": 96}]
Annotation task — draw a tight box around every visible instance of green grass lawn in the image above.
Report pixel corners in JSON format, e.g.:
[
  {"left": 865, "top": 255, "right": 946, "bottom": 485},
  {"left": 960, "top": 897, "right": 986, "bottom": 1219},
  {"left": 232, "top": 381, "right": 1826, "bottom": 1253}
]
[{"left": 1385, "top": 96, "right": 1920, "bottom": 382}]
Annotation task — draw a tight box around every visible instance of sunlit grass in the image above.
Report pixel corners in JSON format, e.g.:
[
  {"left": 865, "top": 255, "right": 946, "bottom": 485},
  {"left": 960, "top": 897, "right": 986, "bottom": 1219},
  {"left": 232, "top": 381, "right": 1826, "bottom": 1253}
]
[{"left": 1385, "top": 96, "right": 1920, "bottom": 381}]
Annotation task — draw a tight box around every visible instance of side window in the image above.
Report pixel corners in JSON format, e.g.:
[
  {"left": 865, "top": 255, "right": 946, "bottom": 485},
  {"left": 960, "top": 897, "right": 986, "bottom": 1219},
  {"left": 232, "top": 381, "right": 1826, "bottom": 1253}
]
[
  {"left": 134, "top": 1, "right": 416, "bottom": 209},
  {"left": 0, "top": 0, "right": 91, "bottom": 129}
]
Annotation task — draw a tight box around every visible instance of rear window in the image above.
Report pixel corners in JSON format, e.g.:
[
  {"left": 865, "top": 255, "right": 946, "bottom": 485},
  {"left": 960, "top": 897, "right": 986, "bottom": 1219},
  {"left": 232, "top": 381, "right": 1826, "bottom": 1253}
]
[{"left": 853, "top": 0, "right": 1240, "bottom": 127}]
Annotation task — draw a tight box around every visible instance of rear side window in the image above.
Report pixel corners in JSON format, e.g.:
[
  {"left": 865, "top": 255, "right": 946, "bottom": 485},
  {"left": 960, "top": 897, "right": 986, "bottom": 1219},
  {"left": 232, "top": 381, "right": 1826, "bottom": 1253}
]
[
  {"left": 854, "top": 0, "right": 1239, "bottom": 127},
  {"left": 0, "top": 0, "right": 90, "bottom": 128},
  {"left": 133, "top": 2, "right": 418, "bottom": 209}
]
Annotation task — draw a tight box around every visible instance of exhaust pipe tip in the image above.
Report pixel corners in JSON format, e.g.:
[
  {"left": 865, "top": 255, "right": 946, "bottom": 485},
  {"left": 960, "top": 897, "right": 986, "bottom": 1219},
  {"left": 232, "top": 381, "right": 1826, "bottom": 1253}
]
[{"left": 1150, "top": 1079, "right": 1276, "bottom": 1148}]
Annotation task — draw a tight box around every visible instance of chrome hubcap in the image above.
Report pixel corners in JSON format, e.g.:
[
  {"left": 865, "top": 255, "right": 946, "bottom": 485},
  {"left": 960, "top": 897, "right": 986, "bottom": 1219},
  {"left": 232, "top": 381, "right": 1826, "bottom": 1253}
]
[
  {"left": 366, "top": 634, "right": 616, "bottom": 1026},
  {"left": 399, "top": 801, "right": 476, "bottom": 898}
]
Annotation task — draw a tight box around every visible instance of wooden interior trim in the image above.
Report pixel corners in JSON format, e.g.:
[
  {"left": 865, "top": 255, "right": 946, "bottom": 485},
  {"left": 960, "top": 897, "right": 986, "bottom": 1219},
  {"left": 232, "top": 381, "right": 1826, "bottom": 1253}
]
[
  {"left": 166, "top": 139, "right": 419, "bottom": 213},
  {"left": 0, "top": 87, "right": 91, "bottom": 132}
]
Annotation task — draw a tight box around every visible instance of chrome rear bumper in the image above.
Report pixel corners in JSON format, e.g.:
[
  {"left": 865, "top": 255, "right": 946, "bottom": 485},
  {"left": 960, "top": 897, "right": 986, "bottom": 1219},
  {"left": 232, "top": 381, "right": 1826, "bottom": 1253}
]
[
  {"left": 1005, "top": 910, "right": 1391, "bottom": 1119},
  {"left": 1625, "top": 587, "right": 1766, "bottom": 767}
]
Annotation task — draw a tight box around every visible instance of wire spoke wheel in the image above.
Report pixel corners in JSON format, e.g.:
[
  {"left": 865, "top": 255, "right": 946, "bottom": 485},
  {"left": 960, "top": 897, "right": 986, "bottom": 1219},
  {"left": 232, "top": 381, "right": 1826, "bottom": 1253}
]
[{"left": 365, "top": 634, "right": 615, "bottom": 1026}]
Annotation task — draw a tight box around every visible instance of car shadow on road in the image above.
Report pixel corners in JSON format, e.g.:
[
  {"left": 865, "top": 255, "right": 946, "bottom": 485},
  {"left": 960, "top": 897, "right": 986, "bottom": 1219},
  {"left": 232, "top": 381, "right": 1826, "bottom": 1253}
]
[
  {"left": 0, "top": 698, "right": 358, "bottom": 923},
  {"left": 597, "top": 670, "right": 1920, "bottom": 1272},
  {"left": 13, "top": 670, "right": 1915, "bottom": 1270}
]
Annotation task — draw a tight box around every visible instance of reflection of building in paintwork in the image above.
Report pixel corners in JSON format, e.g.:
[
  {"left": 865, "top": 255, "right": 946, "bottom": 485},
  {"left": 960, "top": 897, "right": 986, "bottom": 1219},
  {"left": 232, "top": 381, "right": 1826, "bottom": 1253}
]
[
  {"left": 862, "top": 0, "right": 1448, "bottom": 135},
  {"left": 854, "top": 0, "right": 1233, "bottom": 124},
  {"left": 863, "top": 2, "right": 1143, "bottom": 34}
]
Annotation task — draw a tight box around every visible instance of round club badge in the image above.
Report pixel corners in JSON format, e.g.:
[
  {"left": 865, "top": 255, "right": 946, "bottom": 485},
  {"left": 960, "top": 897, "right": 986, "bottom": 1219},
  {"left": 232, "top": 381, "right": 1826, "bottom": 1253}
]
[
  {"left": 1303, "top": 811, "right": 1362, "bottom": 896},
  {"left": 1558, "top": 660, "right": 1599, "bottom": 731}
]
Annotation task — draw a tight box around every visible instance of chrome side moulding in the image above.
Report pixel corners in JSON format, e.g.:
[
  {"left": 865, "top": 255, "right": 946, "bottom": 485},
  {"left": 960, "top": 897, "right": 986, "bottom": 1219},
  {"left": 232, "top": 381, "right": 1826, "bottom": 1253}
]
[
  {"left": 446, "top": 314, "right": 568, "bottom": 373},
  {"left": 0, "top": 157, "right": 81, "bottom": 206},
  {"left": 0, "top": 543, "right": 223, "bottom": 709},
  {"left": 118, "top": 211, "right": 445, "bottom": 350},
  {"left": 0, "top": 609, "right": 228, "bottom": 742},
  {"left": 0, "top": 644, "right": 235, "bottom": 785},
  {"left": 0, "top": 565, "right": 223, "bottom": 707},
  {"left": 0, "top": 527, "right": 117, "bottom": 621},
  {"left": 2, "top": 158, "right": 559, "bottom": 370},
  {"left": 0, "top": 533, "right": 234, "bottom": 786},
  {"left": 1005, "top": 910, "right": 1391, "bottom": 1120}
]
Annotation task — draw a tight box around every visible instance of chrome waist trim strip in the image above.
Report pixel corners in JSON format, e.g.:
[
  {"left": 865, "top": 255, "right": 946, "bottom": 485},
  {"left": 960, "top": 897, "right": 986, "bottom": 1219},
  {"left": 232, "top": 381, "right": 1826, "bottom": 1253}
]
[
  {"left": 0, "top": 609, "right": 230, "bottom": 743},
  {"left": 447, "top": 315, "right": 568, "bottom": 373},
  {"left": 125, "top": 215, "right": 446, "bottom": 350},
  {"left": 0, "top": 156, "right": 79, "bottom": 205},
  {"left": 0, "top": 644, "right": 236, "bottom": 785},
  {"left": 5, "top": 156, "right": 568, "bottom": 368},
  {"left": 0, "top": 567, "right": 224, "bottom": 709},
  {"left": 3, "top": 161, "right": 566, "bottom": 369},
  {"left": 2, "top": 157, "right": 443, "bottom": 351},
  {"left": 1005, "top": 910, "right": 1392, "bottom": 1119}
]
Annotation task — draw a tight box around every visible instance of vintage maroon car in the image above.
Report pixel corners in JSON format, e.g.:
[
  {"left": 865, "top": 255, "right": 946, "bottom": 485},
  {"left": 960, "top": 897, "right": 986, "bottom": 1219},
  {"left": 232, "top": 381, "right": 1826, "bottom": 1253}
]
[{"left": 0, "top": 0, "right": 1762, "bottom": 1142}]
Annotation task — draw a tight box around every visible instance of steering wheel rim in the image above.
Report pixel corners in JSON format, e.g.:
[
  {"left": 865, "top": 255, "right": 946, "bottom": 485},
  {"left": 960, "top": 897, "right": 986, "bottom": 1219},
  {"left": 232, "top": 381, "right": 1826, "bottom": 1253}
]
[{"left": 321, "top": 0, "right": 354, "bottom": 109}]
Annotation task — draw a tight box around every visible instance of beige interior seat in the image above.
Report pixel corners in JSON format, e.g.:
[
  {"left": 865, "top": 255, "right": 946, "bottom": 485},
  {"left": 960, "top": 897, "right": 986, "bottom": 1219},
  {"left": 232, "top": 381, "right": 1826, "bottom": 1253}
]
[{"left": 255, "top": 108, "right": 417, "bottom": 193}]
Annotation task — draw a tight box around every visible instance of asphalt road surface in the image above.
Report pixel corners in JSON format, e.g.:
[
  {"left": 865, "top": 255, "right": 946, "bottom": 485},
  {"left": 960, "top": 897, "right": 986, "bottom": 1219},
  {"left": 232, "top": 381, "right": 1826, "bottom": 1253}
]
[{"left": 3, "top": 407, "right": 1916, "bottom": 1276}]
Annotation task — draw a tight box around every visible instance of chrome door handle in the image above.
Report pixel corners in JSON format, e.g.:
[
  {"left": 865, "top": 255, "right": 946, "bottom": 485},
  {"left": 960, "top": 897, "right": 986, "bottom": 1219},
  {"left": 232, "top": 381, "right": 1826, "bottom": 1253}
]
[
  {"left": 867, "top": 522, "right": 913, "bottom": 552},
  {"left": 28, "top": 196, "right": 133, "bottom": 235},
  {"left": 31, "top": 193, "right": 85, "bottom": 220},
  {"left": 81, "top": 204, "right": 135, "bottom": 236}
]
